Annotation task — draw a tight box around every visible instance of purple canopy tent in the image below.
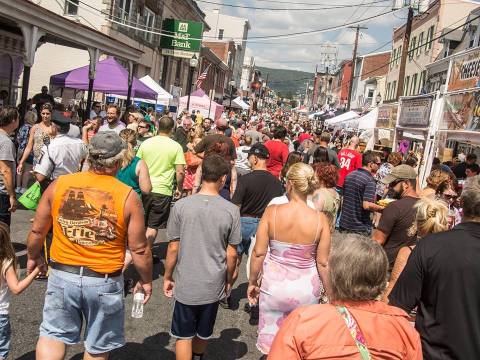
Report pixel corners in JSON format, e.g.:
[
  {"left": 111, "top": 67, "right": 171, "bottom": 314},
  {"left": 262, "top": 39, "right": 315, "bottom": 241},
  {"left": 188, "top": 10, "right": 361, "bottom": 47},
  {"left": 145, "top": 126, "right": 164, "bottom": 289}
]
[{"left": 49, "top": 56, "right": 157, "bottom": 100}]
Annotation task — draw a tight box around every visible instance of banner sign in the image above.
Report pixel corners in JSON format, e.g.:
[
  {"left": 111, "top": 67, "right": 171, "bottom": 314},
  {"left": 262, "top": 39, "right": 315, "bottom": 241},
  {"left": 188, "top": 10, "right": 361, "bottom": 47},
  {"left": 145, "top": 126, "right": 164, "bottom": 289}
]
[
  {"left": 160, "top": 19, "right": 203, "bottom": 59},
  {"left": 442, "top": 91, "right": 480, "bottom": 131},
  {"left": 448, "top": 49, "right": 480, "bottom": 91},
  {"left": 398, "top": 96, "right": 432, "bottom": 127},
  {"left": 377, "top": 105, "right": 398, "bottom": 129}
]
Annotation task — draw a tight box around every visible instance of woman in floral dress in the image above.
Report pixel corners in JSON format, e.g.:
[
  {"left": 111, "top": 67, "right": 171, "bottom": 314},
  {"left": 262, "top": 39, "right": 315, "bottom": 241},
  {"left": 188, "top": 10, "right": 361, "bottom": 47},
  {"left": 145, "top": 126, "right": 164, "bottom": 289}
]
[{"left": 247, "top": 163, "right": 331, "bottom": 356}]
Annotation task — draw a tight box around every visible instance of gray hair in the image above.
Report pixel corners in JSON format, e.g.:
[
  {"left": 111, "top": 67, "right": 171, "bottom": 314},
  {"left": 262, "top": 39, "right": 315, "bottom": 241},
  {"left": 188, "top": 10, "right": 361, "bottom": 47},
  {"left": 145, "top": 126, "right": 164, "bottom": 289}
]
[
  {"left": 461, "top": 176, "right": 480, "bottom": 219},
  {"left": 329, "top": 234, "right": 388, "bottom": 302}
]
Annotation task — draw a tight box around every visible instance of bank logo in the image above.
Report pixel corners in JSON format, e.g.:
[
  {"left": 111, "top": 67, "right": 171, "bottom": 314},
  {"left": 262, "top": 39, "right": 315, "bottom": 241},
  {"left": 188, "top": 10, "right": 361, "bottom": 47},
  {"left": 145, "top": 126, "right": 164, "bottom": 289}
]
[{"left": 178, "top": 22, "right": 188, "bottom": 32}]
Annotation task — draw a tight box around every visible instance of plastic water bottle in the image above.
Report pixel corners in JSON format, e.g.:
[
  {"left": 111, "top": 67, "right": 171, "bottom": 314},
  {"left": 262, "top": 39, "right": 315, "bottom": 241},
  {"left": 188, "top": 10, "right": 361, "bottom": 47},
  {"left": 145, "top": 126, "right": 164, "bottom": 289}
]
[{"left": 131, "top": 292, "right": 144, "bottom": 318}]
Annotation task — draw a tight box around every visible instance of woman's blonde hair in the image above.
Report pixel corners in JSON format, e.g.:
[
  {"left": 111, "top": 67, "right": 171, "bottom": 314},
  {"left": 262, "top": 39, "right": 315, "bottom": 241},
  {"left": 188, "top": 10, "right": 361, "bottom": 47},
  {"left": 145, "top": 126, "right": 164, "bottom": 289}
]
[
  {"left": 286, "top": 163, "right": 319, "bottom": 196},
  {"left": 119, "top": 128, "right": 137, "bottom": 169},
  {"left": 408, "top": 197, "right": 449, "bottom": 237},
  {"left": 426, "top": 169, "right": 451, "bottom": 190},
  {"left": 24, "top": 110, "right": 36, "bottom": 126}
]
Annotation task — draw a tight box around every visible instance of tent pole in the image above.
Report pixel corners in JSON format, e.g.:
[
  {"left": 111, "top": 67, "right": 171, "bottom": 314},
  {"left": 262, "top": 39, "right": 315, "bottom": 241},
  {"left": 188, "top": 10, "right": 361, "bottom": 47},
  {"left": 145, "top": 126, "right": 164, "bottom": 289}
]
[
  {"left": 85, "top": 48, "right": 99, "bottom": 123},
  {"left": 126, "top": 60, "right": 133, "bottom": 107}
]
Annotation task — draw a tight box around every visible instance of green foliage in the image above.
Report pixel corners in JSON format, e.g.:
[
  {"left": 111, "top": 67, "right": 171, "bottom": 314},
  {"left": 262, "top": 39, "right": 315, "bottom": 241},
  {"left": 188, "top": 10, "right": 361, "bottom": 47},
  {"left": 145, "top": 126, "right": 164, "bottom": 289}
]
[{"left": 257, "top": 66, "right": 313, "bottom": 99}]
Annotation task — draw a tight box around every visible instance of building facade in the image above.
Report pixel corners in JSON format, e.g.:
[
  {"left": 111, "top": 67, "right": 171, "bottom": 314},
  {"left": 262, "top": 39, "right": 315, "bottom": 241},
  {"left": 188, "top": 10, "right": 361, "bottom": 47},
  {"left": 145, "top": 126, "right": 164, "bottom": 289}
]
[
  {"left": 203, "top": 10, "right": 250, "bottom": 88},
  {"left": 384, "top": 0, "right": 478, "bottom": 102},
  {"left": 27, "top": 0, "right": 209, "bottom": 99}
]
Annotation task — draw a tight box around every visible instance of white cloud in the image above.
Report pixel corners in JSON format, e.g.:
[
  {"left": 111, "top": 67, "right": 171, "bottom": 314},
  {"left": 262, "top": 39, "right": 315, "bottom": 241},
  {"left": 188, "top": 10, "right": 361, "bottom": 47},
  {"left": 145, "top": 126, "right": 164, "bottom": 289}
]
[{"left": 199, "top": 0, "right": 404, "bottom": 71}]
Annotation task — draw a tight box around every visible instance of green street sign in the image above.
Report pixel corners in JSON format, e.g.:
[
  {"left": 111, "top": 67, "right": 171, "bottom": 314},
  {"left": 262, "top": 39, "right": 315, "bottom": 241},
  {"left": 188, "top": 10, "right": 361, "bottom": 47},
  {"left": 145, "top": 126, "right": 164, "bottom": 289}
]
[{"left": 160, "top": 19, "right": 203, "bottom": 59}]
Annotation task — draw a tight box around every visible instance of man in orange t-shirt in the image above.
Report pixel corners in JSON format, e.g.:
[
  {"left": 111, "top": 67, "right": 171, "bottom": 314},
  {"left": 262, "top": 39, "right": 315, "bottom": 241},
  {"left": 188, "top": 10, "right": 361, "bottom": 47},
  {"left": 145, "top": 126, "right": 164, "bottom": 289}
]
[{"left": 27, "top": 132, "right": 153, "bottom": 360}]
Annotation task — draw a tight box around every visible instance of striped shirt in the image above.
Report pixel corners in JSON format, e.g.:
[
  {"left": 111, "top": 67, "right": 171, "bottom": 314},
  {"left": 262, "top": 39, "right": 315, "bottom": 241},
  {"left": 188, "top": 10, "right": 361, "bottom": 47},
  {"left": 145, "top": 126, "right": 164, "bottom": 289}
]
[{"left": 339, "top": 168, "right": 376, "bottom": 233}]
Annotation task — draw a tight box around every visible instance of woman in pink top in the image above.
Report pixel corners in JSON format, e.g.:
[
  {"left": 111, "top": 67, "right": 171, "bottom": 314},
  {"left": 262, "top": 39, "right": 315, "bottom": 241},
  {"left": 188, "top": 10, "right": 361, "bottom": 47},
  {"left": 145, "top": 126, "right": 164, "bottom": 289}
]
[
  {"left": 269, "top": 234, "right": 422, "bottom": 360},
  {"left": 264, "top": 126, "right": 290, "bottom": 178}
]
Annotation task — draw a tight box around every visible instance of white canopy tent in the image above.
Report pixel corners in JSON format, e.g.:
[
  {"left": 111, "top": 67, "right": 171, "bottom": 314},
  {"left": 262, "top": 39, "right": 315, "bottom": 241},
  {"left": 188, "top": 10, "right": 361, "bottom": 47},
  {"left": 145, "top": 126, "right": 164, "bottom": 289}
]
[
  {"left": 107, "top": 75, "right": 172, "bottom": 106},
  {"left": 233, "top": 96, "right": 250, "bottom": 110},
  {"left": 308, "top": 110, "right": 325, "bottom": 119},
  {"left": 324, "top": 111, "right": 360, "bottom": 127}
]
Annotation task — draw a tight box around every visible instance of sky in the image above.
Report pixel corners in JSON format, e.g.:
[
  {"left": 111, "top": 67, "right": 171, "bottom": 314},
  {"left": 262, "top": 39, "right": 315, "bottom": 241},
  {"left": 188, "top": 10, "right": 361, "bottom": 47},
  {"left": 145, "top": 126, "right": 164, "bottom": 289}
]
[{"left": 196, "top": 0, "right": 479, "bottom": 73}]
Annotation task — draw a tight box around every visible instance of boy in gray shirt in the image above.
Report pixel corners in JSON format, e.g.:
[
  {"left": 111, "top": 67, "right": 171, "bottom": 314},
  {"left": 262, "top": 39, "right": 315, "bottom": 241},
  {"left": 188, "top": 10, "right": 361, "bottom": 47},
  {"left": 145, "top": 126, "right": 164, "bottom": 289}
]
[{"left": 164, "top": 154, "right": 240, "bottom": 360}]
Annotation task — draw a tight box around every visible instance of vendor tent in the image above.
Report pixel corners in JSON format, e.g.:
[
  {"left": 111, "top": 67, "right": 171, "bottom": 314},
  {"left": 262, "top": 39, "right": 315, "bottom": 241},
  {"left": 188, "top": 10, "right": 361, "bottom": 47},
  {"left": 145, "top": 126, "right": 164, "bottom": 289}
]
[
  {"left": 179, "top": 89, "right": 223, "bottom": 120},
  {"left": 50, "top": 56, "right": 157, "bottom": 100},
  {"left": 357, "top": 108, "right": 378, "bottom": 130},
  {"left": 108, "top": 75, "right": 172, "bottom": 105},
  {"left": 324, "top": 110, "right": 360, "bottom": 127},
  {"left": 223, "top": 97, "right": 249, "bottom": 110},
  {"left": 234, "top": 97, "right": 250, "bottom": 110}
]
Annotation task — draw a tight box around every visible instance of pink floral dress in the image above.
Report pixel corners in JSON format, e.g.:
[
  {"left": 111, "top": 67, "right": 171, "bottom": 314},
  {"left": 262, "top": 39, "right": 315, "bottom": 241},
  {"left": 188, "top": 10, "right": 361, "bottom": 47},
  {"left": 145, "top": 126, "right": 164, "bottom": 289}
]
[{"left": 257, "top": 209, "right": 324, "bottom": 354}]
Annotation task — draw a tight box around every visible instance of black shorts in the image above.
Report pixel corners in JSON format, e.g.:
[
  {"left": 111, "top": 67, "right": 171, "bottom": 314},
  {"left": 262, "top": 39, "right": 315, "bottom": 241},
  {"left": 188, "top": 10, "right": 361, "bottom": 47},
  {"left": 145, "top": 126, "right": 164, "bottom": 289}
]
[
  {"left": 170, "top": 300, "right": 219, "bottom": 340},
  {"left": 0, "top": 194, "right": 11, "bottom": 226},
  {"left": 142, "top": 193, "right": 172, "bottom": 229}
]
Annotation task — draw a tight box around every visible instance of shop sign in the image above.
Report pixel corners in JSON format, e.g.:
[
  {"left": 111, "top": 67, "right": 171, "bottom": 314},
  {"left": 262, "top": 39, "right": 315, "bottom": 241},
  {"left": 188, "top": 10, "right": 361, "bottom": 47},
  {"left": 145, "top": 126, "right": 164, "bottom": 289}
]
[
  {"left": 398, "top": 96, "right": 432, "bottom": 127},
  {"left": 377, "top": 105, "right": 398, "bottom": 129},
  {"left": 442, "top": 91, "right": 480, "bottom": 131},
  {"left": 448, "top": 49, "right": 480, "bottom": 91},
  {"left": 160, "top": 19, "right": 203, "bottom": 59}
]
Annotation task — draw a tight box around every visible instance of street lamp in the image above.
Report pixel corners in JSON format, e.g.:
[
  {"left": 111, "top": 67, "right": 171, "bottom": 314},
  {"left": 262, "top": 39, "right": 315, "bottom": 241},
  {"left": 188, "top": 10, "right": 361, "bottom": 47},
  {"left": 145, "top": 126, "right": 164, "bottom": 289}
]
[
  {"left": 186, "top": 54, "right": 199, "bottom": 111},
  {"left": 376, "top": 93, "right": 382, "bottom": 106},
  {"left": 229, "top": 79, "right": 235, "bottom": 108}
]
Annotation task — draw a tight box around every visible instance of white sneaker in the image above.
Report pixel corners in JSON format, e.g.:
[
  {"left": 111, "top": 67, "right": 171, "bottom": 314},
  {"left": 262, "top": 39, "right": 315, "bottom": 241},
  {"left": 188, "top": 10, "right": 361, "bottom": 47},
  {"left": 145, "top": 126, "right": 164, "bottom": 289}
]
[
  {"left": 20, "top": 187, "right": 27, "bottom": 194},
  {"left": 15, "top": 187, "right": 20, "bottom": 193}
]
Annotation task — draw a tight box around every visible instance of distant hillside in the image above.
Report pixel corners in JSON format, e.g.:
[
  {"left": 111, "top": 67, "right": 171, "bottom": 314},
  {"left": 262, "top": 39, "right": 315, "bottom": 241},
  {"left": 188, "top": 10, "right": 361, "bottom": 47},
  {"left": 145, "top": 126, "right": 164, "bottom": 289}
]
[{"left": 256, "top": 66, "right": 314, "bottom": 98}]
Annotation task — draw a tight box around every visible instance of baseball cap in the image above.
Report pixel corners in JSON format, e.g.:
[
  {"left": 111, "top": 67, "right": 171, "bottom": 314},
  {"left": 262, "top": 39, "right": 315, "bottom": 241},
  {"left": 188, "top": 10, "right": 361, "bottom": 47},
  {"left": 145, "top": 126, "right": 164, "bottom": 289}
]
[
  {"left": 298, "top": 133, "right": 312, "bottom": 144},
  {"left": 88, "top": 131, "right": 126, "bottom": 159},
  {"left": 51, "top": 111, "right": 72, "bottom": 125},
  {"left": 381, "top": 164, "right": 417, "bottom": 185},
  {"left": 243, "top": 143, "right": 270, "bottom": 159}
]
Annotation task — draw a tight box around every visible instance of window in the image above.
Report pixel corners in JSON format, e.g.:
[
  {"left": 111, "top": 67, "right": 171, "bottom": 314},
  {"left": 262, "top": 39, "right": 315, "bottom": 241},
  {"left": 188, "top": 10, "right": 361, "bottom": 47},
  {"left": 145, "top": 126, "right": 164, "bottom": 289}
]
[
  {"left": 412, "top": 73, "right": 418, "bottom": 95},
  {"left": 469, "top": 25, "right": 477, "bottom": 48},
  {"left": 409, "top": 36, "right": 416, "bottom": 61},
  {"left": 392, "top": 80, "right": 397, "bottom": 98},
  {"left": 65, "top": 0, "right": 79, "bottom": 15},
  {"left": 426, "top": 25, "right": 434, "bottom": 51},
  {"left": 396, "top": 45, "right": 402, "bottom": 66},
  {"left": 404, "top": 76, "right": 410, "bottom": 96},
  {"left": 420, "top": 70, "right": 427, "bottom": 93},
  {"left": 118, "top": 0, "right": 132, "bottom": 22},
  {"left": 367, "top": 89, "right": 374, "bottom": 98},
  {"left": 390, "top": 49, "right": 396, "bottom": 69},
  {"left": 143, "top": 7, "right": 155, "bottom": 42},
  {"left": 417, "top": 32, "right": 424, "bottom": 56},
  {"left": 386, "top": 82, "right": 391, "bottom": 100},
  {"left": 218, "top": 29, "right": 224, "bottom": 40}
]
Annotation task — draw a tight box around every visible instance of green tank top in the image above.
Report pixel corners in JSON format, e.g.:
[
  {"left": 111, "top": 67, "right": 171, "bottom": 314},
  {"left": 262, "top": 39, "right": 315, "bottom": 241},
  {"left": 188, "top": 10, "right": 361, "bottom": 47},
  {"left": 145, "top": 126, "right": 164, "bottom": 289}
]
[{"left": 116, "top": 156, "right": 141, "bottom": 196}]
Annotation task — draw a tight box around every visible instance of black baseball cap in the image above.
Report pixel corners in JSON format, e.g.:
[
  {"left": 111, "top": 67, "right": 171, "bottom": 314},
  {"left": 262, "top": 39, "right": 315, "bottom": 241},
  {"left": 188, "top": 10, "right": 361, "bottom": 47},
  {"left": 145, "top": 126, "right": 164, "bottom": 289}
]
[
  {"left": 51, "top": 111, "right": 72, "bottom": 125},
  {"left": 243, "top": 143, "right": 270, "bottom": 159}
]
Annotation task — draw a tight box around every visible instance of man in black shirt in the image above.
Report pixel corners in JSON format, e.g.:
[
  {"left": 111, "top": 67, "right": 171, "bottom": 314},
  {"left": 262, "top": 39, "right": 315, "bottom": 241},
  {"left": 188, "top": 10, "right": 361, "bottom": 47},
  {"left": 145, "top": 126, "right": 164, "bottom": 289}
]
[
  {"left": 452, "top": 153, "right": 477, "bottom": 179},
  {"left": 389, "top": 176, "right": 480, "bottom": 360},
  {"left": 228, "top": 143, "right": 283, "bottom": 308},
  {"left": 372, "top": 165, "right": 418, "bottom": 271}
]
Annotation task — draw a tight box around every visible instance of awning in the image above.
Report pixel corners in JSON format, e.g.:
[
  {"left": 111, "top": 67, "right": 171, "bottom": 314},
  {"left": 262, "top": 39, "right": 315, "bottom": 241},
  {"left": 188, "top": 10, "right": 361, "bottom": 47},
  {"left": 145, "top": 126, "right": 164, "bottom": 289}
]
[
  {"left": 234, "top": 97, "right": 250, "bottom": 110},
  {"left": 50, "top": 57, "right": 157, "bottom": 100},
  {"left": 324, "top": 110, "right": 360, "bottom": 126},
  {"left": 179, "top": 89, "right": 223, "bottom": 120},
  {"left": 108, "top": 75, "right": 172, "bottom": 105}
]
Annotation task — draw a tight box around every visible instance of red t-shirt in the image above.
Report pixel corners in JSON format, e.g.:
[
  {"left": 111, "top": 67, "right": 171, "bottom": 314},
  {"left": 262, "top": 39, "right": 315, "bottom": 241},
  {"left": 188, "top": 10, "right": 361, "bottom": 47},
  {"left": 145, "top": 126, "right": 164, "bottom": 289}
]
[
  {"left": 337, "top": 148, "right": 362, "bottom": 187},
  {"left": 265, "top": 140, "right": 289, "bottom": 178}
]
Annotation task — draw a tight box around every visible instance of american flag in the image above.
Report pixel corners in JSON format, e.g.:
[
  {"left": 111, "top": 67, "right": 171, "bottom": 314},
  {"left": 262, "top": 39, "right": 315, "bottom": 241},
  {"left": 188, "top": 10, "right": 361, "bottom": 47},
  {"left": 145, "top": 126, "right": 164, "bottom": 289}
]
[{"left": 195, "top": 64, "right": 211, "bottom": 89}]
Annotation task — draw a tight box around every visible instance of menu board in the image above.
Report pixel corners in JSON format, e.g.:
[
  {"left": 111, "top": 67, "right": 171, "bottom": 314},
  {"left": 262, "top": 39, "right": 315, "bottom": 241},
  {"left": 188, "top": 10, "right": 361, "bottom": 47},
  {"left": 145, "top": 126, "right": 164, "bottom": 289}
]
[{"left": 398, "top": 96, "right": 433, "bottom": 127}]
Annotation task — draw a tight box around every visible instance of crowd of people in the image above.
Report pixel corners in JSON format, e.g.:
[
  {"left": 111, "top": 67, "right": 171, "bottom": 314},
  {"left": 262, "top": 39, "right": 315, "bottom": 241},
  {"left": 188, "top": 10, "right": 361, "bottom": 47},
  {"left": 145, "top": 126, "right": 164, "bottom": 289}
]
[{"left": 0, "top": 91, "right": 478, "bottom": 360}]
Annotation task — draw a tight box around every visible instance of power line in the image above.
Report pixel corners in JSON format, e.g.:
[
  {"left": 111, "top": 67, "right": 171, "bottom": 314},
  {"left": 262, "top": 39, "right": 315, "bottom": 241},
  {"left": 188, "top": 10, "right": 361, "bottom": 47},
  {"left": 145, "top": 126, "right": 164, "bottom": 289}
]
[
  {"left": 104, "top": 7, "right": 402, "bottom": 40},
  {"left": 196, "top": 0, "right": 392, "bottom": 11}
]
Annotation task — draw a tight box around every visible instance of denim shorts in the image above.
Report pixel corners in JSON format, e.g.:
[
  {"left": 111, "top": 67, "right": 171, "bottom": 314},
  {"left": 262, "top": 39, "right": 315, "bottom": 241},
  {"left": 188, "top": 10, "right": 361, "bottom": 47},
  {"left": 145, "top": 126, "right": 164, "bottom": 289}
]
[
  {"left": 39, "top": 269, "right": 125, "bottom": 354},
  {"left": 237, "top": 217, "right": 260, "bottom": 255},
  {"left": 0, "top": 314, "right": 10, "bottom": 359}
]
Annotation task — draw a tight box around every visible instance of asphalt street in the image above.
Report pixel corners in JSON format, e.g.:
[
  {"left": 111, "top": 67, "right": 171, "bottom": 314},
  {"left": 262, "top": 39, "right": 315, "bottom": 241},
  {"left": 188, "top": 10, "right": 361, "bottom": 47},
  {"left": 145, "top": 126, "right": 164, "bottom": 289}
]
[{"left": 10, "top": 209, "right": 259, "bottom": 360}]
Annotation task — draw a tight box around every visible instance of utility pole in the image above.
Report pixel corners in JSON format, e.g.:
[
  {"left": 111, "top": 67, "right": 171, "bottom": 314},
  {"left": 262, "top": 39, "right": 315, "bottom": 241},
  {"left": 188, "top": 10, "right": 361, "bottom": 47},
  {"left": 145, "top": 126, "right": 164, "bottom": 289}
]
[
  {"left": 347, "top": 25, "right": 367, "bottom": 111},
  {"left": 396, "top": 6, "right": 414, "bottom": 99}
]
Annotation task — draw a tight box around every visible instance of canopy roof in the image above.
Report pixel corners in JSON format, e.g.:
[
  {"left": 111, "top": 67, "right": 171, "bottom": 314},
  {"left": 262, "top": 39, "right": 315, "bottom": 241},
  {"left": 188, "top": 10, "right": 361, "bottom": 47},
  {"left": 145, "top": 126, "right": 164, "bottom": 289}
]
[
  {"left": 179, "top": 89, "right": 223, "bottom": 120},
  {"left": 108, "top": 75, "right": 172, "bottom": 105},
  {"left": 324, "top": 111, "right": 360, "bottom": 126},
  {"left": 50, "top": 56, "right": 157, "bottom": 100}
]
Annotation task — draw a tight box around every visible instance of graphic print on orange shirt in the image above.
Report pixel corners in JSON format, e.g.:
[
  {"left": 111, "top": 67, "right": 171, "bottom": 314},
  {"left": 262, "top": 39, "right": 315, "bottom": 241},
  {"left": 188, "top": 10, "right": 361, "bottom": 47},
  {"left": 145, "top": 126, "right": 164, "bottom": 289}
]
[{"left": 57, "top": 187, "right": 118, "bottom": 246}]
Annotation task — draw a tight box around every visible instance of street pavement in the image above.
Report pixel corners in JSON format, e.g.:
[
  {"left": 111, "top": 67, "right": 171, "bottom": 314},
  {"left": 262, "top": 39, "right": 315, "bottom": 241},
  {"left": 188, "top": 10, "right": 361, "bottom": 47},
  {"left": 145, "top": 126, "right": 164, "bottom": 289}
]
[{"left": 10, "top": 209, "right": 259, "bottom": 360}]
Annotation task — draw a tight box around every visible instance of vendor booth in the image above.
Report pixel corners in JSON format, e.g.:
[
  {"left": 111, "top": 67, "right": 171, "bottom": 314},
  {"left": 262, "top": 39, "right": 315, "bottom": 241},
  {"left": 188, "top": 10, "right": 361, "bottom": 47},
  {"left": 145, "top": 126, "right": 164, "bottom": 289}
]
[
  {"left": 179, "top": 89, "right": 223, "bottom": 120},
  {"left": 50, "top": 56, "right": 157, "bottom": 101},
  {"left": 324, "top": 110, "right": 360, "bottom": 129}
]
